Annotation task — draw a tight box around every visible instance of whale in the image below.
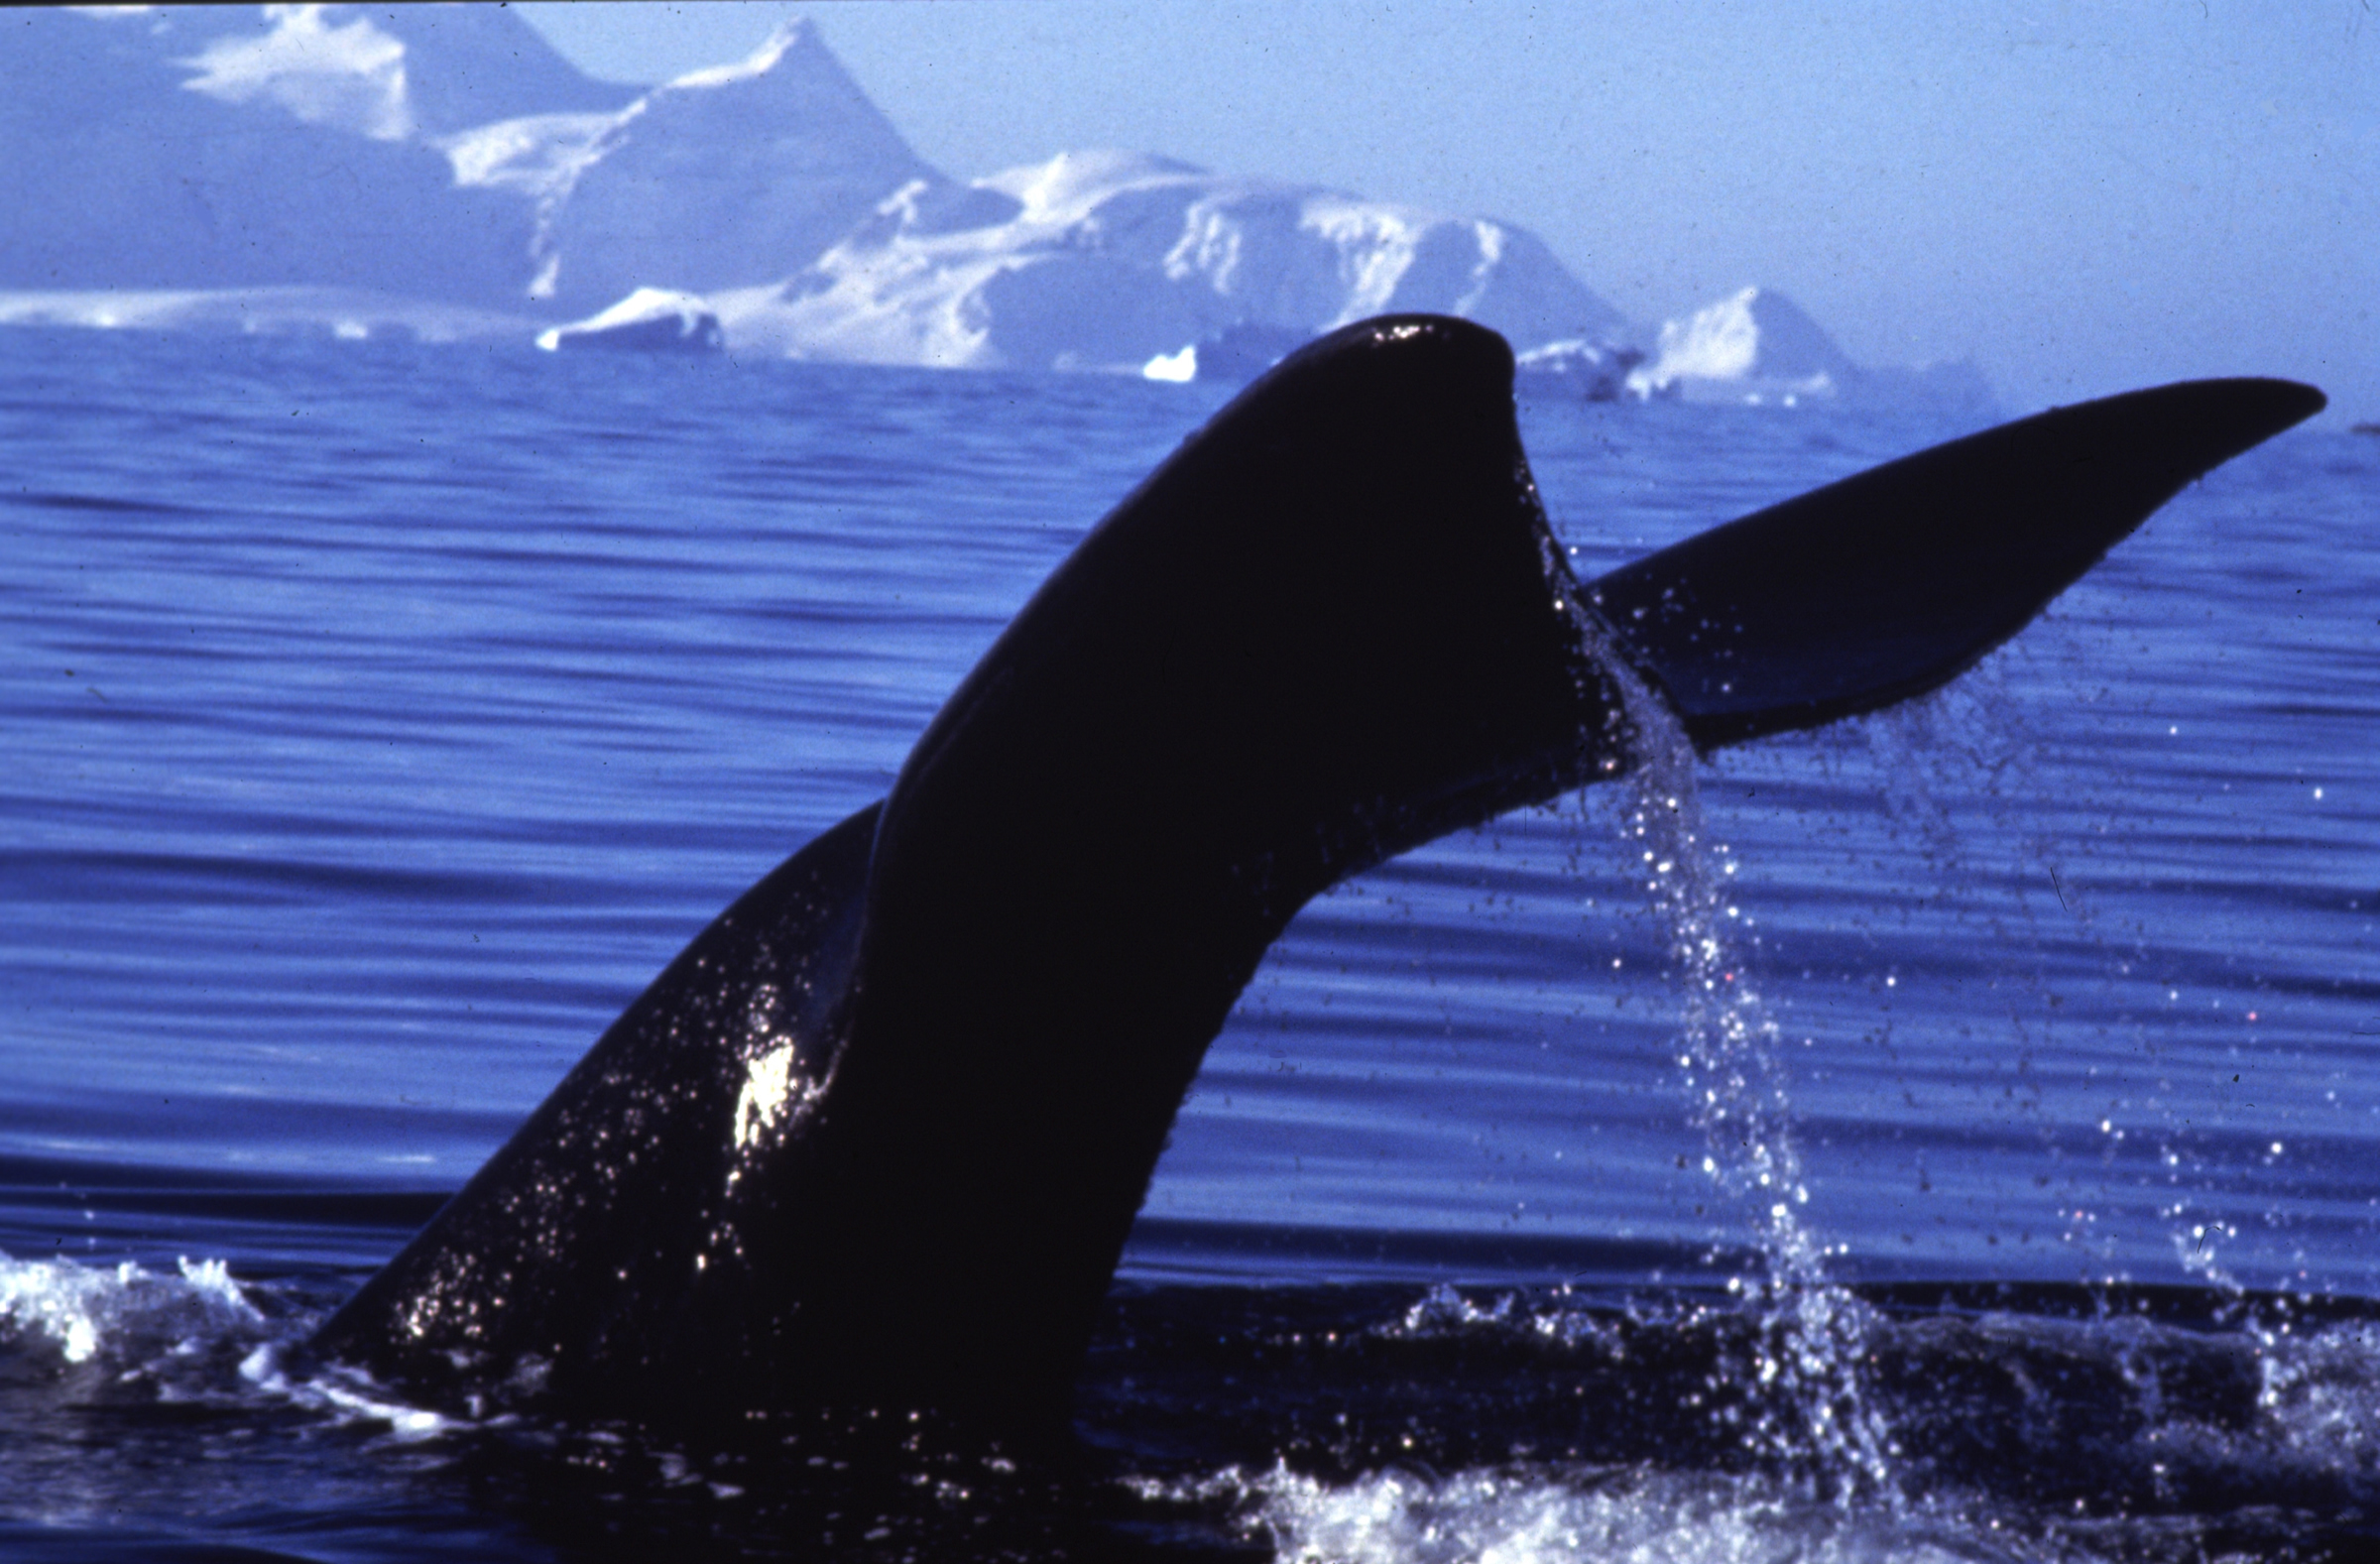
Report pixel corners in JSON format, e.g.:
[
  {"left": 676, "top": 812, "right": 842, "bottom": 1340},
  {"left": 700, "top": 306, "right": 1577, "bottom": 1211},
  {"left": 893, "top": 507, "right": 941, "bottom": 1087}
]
[{"left": 310, "top": 315, "right": 2321, "bottom": 1428}]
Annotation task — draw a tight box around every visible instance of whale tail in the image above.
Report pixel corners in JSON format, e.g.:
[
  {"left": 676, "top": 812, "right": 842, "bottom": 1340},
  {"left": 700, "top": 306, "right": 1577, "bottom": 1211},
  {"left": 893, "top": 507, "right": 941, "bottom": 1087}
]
[
  {"left": 1596, "top": 375, "right": 2325, "bottom": 746},
  {"left": 312, "top": 317, "right": 2321, "bottom": 1424}
]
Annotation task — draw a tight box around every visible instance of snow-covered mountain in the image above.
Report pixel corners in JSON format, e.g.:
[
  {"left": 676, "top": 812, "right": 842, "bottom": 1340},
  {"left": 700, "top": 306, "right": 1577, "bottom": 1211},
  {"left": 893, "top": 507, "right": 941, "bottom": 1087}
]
[
  {"left": 0, "top": 6, "right": 581, "bottom": 305},
  {"left": 455, "top": 23, "right": 943, "bottom": 314},
  {"left": 0, "top": 6, "right": 1632, "bottom": 370},
  {"left": 707, "top": 149, "right": 1630, "bottom": 373},
  {"left": 1, "top": 4, "right": 1989, "bottom": 412},
  {"left": 448, "top": 27, "right": 1632, "bottom": 370}
]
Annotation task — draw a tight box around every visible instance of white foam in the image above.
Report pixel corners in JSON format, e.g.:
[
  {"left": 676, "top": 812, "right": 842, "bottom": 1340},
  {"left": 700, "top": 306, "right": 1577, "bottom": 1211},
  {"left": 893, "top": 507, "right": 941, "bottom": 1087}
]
[
  {"left": 1165, "top": 1464, "right": 2045, "bottom": 1564},
  {"left": 2256, "top": 1319, "right": 2380, "bottom": 1471},
  {"left": 0, "top": 1249, "right": 472, "bottom": 1442},
  {"left": 1388, "top": 1282, "right": 1626, "bottom": 1356},
  {"left": 0, "top": 1251, "right": 263, "bottom": 1367},
  {"left": 237, "top": 1342, "right": 459, "bottom": 1443}
]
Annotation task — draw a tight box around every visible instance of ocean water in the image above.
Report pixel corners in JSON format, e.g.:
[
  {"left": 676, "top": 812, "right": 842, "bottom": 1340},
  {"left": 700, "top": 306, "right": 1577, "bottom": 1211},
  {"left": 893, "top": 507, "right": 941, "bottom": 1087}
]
[{"left": 1, "top": 324, "right": 2375, "bottom": 1560}]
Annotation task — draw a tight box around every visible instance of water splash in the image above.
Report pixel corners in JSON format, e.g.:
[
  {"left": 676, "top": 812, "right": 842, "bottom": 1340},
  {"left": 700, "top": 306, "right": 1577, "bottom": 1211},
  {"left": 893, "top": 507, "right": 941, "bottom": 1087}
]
[
  {"left": 1560, "top": 594, "right": 1902, "bottom": 1503},
  {"left": 0, "top": 1251, "right": 264, "bottom": 1368},
  {"left": 1169, "top": 1462, "right": 2048, "bottom": 1564},
  {"left": 0, "top": 1249, "right": 469, "bottom": 1443}
]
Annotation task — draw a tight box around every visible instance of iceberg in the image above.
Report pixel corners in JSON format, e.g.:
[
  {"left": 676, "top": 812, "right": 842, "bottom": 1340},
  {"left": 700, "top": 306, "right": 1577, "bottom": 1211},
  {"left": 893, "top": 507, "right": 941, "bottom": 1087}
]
[
  {"left": 1515, "top": 338, "right": 1646, "bottom": 402},
  {"left": 1628, "top": 288, "right": 1994, "bottom": 417},
  {"left": 1140, "top": 345, "right": 1199, "bottom": 384},
  {"left": 1183, "top": 322, "right": 1318, "bottom": 386},
  {"left": 1626, "top": 287, "right": 1855, "bottom": 404},
  {"left": 536, "top": 289, "right": 725, "bottom": 355}
]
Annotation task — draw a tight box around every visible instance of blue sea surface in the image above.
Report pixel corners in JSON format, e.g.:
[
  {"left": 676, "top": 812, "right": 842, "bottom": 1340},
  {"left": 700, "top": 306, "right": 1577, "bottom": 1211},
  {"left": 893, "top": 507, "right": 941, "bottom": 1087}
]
[{"left": 1, "top": 326, "right": 2375, "bottom": 1560}]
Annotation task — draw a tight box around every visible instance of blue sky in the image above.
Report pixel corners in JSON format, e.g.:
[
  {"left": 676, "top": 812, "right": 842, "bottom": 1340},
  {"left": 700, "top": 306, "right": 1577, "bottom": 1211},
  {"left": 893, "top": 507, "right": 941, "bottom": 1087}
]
[{"left": 519, "top": 2, "right": 2377, "bottom": 418}]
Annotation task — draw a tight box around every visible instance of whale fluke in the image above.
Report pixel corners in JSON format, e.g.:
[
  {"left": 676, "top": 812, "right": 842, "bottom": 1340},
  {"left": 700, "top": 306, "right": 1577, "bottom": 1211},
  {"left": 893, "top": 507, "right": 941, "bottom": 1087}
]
[
  {"left": 311, "top": 316, "right": 2320, "bottom": 1426},
  {"left": 1594, "top": 376, "right": 2326, "bottom": 746}
]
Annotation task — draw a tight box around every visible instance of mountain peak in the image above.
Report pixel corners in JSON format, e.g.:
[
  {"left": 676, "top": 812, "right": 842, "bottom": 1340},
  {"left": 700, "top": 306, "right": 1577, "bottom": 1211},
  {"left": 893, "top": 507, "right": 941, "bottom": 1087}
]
[
  {"left": 531, "top": 18, "right": 942, "bottom": 311},
  {"left": 618, "top": 13, "right": 926, "bottom": 171}
]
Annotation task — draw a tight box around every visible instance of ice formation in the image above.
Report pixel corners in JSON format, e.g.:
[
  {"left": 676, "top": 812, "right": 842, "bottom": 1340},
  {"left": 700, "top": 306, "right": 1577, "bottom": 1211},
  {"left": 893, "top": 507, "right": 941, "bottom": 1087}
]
[{"left": 3, "top": 6, "right": 1990, "bottom": 408}]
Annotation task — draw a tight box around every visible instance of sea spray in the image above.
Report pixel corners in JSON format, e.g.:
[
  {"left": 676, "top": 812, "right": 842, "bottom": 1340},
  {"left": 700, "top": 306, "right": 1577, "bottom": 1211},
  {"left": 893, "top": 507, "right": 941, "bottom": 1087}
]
[
  {"left": 1860, "top": 671, "right": 2149, "bottom": 1281},
  {"left": 0, "top": 1252, "right": 265, "bottom": 1369},
  {"left": 1559, "top": 591, "right": 1904, "bottom": 1504}
]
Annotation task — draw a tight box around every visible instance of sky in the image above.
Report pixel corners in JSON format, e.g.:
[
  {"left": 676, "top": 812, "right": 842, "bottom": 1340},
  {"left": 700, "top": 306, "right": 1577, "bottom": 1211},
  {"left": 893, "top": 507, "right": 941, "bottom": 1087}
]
[{"left": 517, "top": 2, "right": 2379, "bottom": 418}]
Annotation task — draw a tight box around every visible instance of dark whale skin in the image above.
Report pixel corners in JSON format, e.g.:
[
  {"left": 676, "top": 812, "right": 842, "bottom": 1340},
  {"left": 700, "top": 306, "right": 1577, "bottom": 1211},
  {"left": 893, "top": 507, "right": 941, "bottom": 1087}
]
[{"left": 311, "top": 315, "right": 2321, "bottom": 1428}]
